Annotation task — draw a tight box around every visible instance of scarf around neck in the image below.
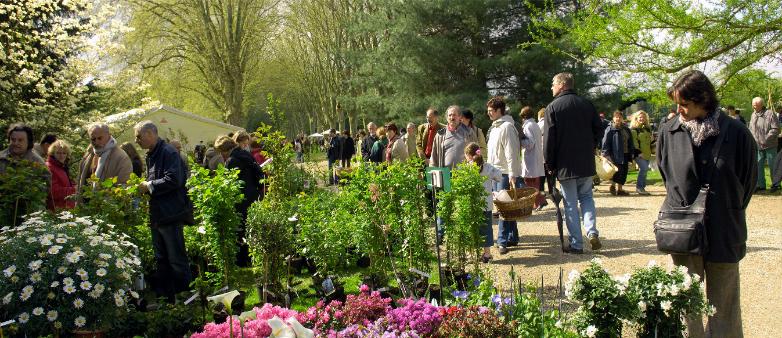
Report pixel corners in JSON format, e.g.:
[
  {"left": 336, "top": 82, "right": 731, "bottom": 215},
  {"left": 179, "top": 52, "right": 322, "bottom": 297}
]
[
  {"left": 92, "top": 136, "right": 117, "bottom": 180},
  {"left": 680, "top": 110, "right": 720, "bottom": 147}
]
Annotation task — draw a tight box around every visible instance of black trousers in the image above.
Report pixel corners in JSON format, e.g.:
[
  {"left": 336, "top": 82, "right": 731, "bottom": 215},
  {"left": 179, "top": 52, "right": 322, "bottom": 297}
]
[
  {"left": 151, "top": 223, "right": 192, "bottom": 301},
  {"left": 612, "top": 153, "right": 630, "bottom": 185}
]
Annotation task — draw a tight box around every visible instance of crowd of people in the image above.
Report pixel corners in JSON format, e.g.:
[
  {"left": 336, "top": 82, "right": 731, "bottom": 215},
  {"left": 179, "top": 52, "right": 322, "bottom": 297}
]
[{"left": 1, "top": 70, "right": 779, "bottom": 336}]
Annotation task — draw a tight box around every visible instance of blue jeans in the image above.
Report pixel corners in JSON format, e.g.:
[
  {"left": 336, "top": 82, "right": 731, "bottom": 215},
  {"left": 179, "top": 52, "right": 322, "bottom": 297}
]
[
  {"left": 494, "top": 174, "right": 523, "bottom": 247},
  {"left": 151, "top": 224, "right": 192, "bottom": 301},
  {"left": 757, "top": 148, "right": 777, "bottom": 189},
  {"left": 481, "top": 211, "right": 494, "bottom": 248},
  {"left": 636, "top": 157, "right": 649, "bottom": 190},
  {"left": 558, "top": 177, "right": 598, "bottom": 250}
]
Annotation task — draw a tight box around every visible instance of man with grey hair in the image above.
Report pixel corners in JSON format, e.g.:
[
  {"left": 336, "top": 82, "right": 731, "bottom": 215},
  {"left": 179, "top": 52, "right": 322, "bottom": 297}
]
[
  {"left": 543, "top": 72, "right": 604, "bottom": 254},
  {"left": 134, "top": 120, "right": 193, "bottom": 302},
  {"left": 77, "top": 122, "right": 132, "bottom": 198},
  {"left": 361, "top": 122, "right": 379, "bottom": 160},
  {"left": 431, "top": 106, "right": 477, "bottom": 168},
  {"left": 401, "top": 122, "right": 417, "bottom": 160},
  {"left": 749, "top": 97, "right": 780, "bottom": 192}
]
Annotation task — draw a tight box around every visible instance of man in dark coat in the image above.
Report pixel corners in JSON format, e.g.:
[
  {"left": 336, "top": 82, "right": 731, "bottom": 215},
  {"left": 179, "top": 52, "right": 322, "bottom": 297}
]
[
  {"left": 360, "top": 122, "right": 378, "bottom": 160},
  {"left": 135, "top": 120, "right": 193, "bottom": 303},
  {"left": 659, "top": 70, "right": 756, "bottom": 337},
  {"left": 326, "top": 129, "right": 342, "bottom": 184},
  {"left": 543, "top": 72, "right": 604, "bottom": 254}
]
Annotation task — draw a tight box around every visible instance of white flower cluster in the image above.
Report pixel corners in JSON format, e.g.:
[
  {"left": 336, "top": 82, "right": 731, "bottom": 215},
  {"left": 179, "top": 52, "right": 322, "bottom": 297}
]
[{"left": 0, "top": 211, "right": 141, "bottom": 332}]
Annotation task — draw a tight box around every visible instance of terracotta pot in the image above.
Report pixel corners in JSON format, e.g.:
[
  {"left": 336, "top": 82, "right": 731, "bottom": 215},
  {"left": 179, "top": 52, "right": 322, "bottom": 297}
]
[{"left": 72, "top": 330, "right": 106, "bottom": 338}]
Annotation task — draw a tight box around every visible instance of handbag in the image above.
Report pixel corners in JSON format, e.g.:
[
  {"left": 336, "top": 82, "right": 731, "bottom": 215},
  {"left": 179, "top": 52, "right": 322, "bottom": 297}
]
[
  {"left": 653, "top": 115, "right": 727, "bottom": 255},
  {"left": 595, "top": 155, "right": 618, "bottom": 180}
]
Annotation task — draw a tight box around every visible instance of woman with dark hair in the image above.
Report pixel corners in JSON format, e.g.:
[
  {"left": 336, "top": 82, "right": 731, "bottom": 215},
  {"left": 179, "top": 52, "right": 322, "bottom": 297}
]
[
  {"left": 602, "top": 111, "right": 635, "bottom": 196},
  {"left": 1, "top": 123, "right": 45, "bottom": 174},
  {"left": 384, "top": 123, "right": 407, "bottom": 163},
  {"left": 659, "top": 70, "right": 756, "bottom": 337},
  {"left": 340, "top": 130, "right": 355, "bottom": 167},
  {"left": 215, "top": 135, "right": 264, "bottom": 267},
  {"left": 120, "top": 142, "right": 145, "bottom": 177},
  {"left": 46, "top": 140, "right": 76, "bottom": 210},
  {"left": 460, "top": 109, "right": 487, "bottom": 154}
]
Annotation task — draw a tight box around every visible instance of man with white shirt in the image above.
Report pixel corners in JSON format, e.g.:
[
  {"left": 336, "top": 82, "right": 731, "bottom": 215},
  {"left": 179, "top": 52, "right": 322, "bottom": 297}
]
[{"left": 486, "top": 96, "right": 523, "bottom": 255}]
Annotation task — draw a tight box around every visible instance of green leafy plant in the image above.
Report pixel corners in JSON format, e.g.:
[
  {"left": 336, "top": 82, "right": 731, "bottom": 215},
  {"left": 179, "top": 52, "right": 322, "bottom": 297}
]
[
  {"left": 245, "top": 198, "right": 295, "bottom": 303},
  {"left": 252, "top": 123, "right": 315, "bottom": 202},
  {"left": 73, "top": 174, "right": 153, "bottom": 270},
  {"left": 437, "top": 162, "right": 486, "bottom": 272},
  {"left": 0, "top": 211, "right": 140, "bottom": 335},
  {"left": 566, "top": 259, "right": 636, "bottom": 338},
  {"left": 0, "top": 160, "right": 49, "bottom": 228},
  {"left": 626, "top": 261, "right": 713, "bottom": 338},
  {"left": 187, "top": 164, "right": 244, "bottom": 286},
  {"left": 295, "top": 190, "right": 354, "bottom": 278}
]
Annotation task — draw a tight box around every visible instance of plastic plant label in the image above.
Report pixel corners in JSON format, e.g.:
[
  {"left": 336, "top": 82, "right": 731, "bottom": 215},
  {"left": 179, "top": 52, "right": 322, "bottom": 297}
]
[
  {"left": 322, "top": 278, "right": 335, "bottom": 296},
  {"left": 1, "top": 320, "right": 15, "bottom": 327},
  {"left": 376, "top": 287, "right": 388, "bottom": 292},
  {"left": 409, "top": 268, "right": 430, "bottom": 278},
  {"left": 184, "top": 292, "right": 200, "bottom": 305}
]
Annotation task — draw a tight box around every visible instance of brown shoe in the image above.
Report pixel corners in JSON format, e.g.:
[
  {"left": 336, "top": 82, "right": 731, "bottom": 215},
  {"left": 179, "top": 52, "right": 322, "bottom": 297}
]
[
  {"left": 589, "top": 234, "right": 602, "bottom": 250},
  {"left": 609, "top": 184, "right": 617, "bottom": 195},
  {"left": 616, "top": 190, "right": 629, "bottom": 196}
]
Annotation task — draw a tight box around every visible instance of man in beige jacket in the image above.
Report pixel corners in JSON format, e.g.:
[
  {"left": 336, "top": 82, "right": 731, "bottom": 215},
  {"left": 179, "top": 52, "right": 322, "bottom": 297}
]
[{"left": 77, "top": 122, "right": 133, "bottom": 199}]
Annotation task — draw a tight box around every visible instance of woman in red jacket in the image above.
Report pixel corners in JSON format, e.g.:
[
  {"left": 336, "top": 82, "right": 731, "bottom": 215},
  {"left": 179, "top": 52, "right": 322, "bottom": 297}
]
[{"left": 46, "top": 140, "right": 76, "bottom": 210}]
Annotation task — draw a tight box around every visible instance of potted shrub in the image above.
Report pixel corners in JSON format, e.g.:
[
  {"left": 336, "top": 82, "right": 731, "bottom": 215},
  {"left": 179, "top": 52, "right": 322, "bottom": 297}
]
[{"left": 0, "top": 211, "right": 140, "bottom": 336}]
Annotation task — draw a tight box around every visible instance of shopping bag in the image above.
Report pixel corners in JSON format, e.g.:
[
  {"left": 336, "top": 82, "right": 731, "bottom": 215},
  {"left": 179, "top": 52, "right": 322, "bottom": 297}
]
[{"left": 595, "top": 155, "right": 618, "bottom": 180}]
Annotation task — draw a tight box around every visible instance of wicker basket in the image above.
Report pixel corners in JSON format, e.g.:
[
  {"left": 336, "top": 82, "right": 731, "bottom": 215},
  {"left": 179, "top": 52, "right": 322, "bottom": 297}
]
[{"left": 493, "top": 187, "right": 538, "bottom": 221}]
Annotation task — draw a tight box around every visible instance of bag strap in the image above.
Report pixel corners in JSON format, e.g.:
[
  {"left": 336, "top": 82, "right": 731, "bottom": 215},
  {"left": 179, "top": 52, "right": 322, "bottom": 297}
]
[{"left": 703, "top": 113, "right": 729, "bottom": 189}]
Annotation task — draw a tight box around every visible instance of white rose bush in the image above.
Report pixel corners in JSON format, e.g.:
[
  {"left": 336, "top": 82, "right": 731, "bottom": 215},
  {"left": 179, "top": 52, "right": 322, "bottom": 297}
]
[
  {"left": 0, "top": 211, "right": 140, "bottom": 335},
  {"left": 565, "top": 259, "right": 711, "bottom": 337}
]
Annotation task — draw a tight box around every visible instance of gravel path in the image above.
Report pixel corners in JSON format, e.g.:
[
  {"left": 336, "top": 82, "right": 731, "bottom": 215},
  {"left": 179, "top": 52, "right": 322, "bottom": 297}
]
[{"left": 484, "top": 183, "right": 782, "bottom": 337}]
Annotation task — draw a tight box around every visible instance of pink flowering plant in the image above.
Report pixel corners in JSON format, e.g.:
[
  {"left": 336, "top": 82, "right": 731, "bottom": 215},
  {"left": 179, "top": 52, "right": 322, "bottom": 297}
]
[
  {"left": 297, "top": 284, "right": 391, "bottom": 335},
  {"left": 191, "top": 303, "right": 299, "bottom": 338},
  {"left": 379, "top": 298, "right": 442, "bottom": 336},
  {"left": 0, "top": 211, "right": 140, "bottom": 335}
]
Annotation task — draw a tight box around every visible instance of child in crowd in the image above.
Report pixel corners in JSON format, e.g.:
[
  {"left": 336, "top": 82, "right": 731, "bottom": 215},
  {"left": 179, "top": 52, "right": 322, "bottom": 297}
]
[{"left": 464, "top": 142, "right": 502, "bottom": 263}]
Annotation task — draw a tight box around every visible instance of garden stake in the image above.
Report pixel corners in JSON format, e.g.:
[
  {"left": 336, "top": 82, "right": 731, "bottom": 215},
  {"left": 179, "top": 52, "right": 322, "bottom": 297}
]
[
  {"left": 558, "top": 267, "right": 563, "bottom": 318},
  {"left": 432, "top": 185, "right": 444, "bottom": 304}
]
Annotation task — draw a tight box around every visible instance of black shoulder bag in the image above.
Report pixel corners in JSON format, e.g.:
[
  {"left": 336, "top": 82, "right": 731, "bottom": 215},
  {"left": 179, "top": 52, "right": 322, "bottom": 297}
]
[{"left": 653, "top": 115, "right": 727, "bottom": 256}]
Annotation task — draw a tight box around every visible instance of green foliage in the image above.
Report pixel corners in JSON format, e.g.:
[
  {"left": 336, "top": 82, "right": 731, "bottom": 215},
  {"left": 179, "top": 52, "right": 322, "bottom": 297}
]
[
  {"left": 253, "top": 123, "right": 316, "bottom": 201},
  {"left": 107, "top": 302, "right": 206, "bottom": 337},
  {"left": 437, "top": 162, "right": 486, "bottom": 272},
  {"left": 0, "top": 160, "right": 49, "bottom": 228},
  {"left": 245, "top": 198, "right": 295, "bottom": 297},
  {"left": 187, "top": 164, "right": 244, "bottom": 286},
  {"left": 73, "top": 175, "right": 153, "bottom": 270},
  {"left": 295, "top": 190, "right": 354, "bottom": 277},
  {"left": 626, "top": 263, "right": 712, "bottom": 338},
  {"left": 529, "top": 0, "right": 782, "bottom": 93},
  {"left": 565, "top": 259, "right": 633, "bottom": 337}
]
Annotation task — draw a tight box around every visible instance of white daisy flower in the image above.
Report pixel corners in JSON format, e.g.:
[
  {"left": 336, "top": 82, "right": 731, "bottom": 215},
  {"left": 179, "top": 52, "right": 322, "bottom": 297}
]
[
  {"left": 32, "top": 307, "right": 44, "bottom": 316},
  {"left": 638, "top": 301, "right": 647, "bottom": 312},
  {"left": 114, "top": 294, "right": 125, "bottom": 307},
  {"left": 55, "top": 237, "right": 67, "bottom": 244},
  {"left": 74, "top": 316, "right": 86, "bottom": 328},
  {"left": 99, "top": 253, "right": 112, "bottom": 260},
  {"left": 96, "top": 268, "right": 107, "bottom": 277},
  {"left": 76, "top": 268, "right": 88, "bottom": 280},
  {"left": 80, "top": 281, "right": 92, "bottom": 290},
  {"left": 73, "top": 298, "right": 84, "bottom": 308},
  {"left": 26, "top": 237, "right": 38, "bottom": 243},
  {"left": 94, "top": 283, "right": 105, "bottom": 293},
  {"left": 3, "top": 265, "right": 16, "bottom": 277},
  {"left": 30, "top": 272, "right": 41, "bottom": 283},
  {"left": 48, "top": 292, "right": 55, "bottom": 299},
  {"left": 63, "top": 285, "right": 77, "bottom": 294},
  {"left": 58, "top": 211, "right": 74, "bottom": 220},
  {"left": 57, "top": 266, "right": 67, "bottom": 274},
  {"left": 2, "top": 292, "right": 12, "bottom": 304},
  {"left": 46, "top": 310, "right": 58, "bottom": 321},
  {"left": 18, "top": 312, "right": 30, "bottom": 324},
  {"left": 48, "top": 246, "right": 62, "bottom": 255},
  {"left": 661, "top": 300, "right": 673, "bottom": 315},
  {"left": 63, "top": 277, "right": 74, "bottom": 286},
  {"left": 51, "top": 281, "right": 60, "bottom": 288},
  {"left": 28, "top": 260, "right": 43, "bottom": 271}
]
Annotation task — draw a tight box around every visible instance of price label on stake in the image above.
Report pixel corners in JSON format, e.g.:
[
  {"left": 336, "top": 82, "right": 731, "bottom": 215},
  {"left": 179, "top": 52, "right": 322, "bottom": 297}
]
[
  {"left": 213, "top": 286, "right": 229, "bottom": 295},
  {"left": 184, "top": 292, "right": 200, "bottom": 305},
  {"left": 376, "top": 287, "right": 388, "bottom": 292},
  {"left": 0, "top": 320, "right": 15, "bottom": 327},
  {"left": 409, "top": 268, "right": 430, "bottom": 279}
]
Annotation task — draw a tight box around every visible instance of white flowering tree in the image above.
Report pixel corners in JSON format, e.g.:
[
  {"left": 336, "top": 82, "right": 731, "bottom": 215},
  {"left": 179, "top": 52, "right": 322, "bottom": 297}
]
[{"left": 0, "top": 0, "right": 144, "bottom": 144}]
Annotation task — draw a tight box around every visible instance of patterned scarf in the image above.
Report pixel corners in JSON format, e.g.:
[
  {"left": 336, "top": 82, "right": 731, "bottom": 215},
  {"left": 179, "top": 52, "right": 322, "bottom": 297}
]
[{"left": 680, "top": 110, "right": 720, "bottom": 147}]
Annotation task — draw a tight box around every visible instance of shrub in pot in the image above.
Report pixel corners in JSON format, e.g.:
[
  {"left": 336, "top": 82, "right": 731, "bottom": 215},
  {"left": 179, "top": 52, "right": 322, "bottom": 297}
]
[{"left": 0, "top": 211, "right": 140, "bottom": 335}]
